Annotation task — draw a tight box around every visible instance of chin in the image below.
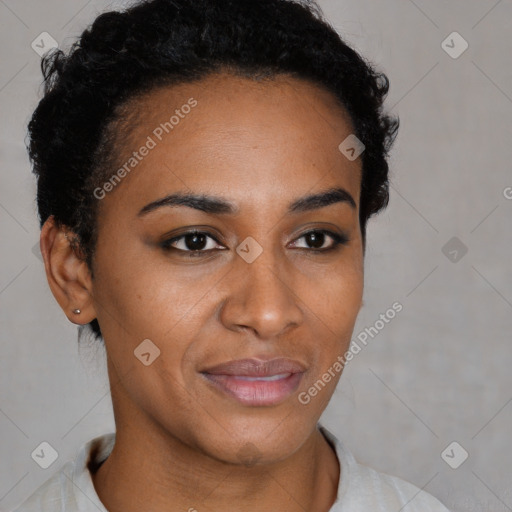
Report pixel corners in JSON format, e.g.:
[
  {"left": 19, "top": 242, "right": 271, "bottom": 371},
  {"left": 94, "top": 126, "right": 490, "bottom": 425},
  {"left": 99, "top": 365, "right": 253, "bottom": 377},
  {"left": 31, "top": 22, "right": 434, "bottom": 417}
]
[{"left": 193, "top": 416, "right": 315, "bottom": 467}]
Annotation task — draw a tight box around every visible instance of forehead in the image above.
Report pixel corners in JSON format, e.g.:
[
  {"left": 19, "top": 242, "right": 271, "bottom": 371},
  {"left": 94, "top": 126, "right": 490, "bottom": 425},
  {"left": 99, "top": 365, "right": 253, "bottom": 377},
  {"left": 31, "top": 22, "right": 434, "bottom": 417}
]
[
  {"left": 127, "top": 70, "right": 351, "bottom": 126},
  {"left": 100, "top": 71, "right": 362, "bottom": 213}
]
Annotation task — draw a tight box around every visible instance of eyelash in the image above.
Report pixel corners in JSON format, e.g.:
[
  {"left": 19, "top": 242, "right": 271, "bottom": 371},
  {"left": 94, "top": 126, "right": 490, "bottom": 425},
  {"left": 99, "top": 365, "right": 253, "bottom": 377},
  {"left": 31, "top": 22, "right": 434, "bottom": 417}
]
[{"left": 160, "top": 229, "right": 349, "bottom": 257}]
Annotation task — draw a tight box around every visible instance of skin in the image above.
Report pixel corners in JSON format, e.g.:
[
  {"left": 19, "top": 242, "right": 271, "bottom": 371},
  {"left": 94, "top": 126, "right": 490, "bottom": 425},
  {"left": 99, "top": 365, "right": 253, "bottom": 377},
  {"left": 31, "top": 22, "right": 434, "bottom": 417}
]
[{"left": 40, "top": 71, "right": 364, "bottom": 512}]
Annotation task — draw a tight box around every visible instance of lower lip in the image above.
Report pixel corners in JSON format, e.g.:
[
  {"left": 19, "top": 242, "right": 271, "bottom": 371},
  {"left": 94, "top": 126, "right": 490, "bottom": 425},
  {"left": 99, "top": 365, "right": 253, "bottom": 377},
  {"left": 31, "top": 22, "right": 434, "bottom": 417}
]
[{"left": 202, "top": 372, "right": 304, "bottom": 406}]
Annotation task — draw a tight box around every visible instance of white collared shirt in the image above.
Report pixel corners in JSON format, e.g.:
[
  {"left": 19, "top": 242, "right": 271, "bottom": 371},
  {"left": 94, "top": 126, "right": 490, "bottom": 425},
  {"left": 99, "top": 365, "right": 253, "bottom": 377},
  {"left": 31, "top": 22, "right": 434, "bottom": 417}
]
[{"left": 12, "top": 425, "right": 451, "bottom": 511}]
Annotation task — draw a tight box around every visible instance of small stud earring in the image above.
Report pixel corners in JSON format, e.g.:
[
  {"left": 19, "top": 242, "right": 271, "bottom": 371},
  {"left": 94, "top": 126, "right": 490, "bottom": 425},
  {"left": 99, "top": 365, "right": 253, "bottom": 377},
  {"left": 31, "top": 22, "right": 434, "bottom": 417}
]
[{"left": 72, "top": 309, "right": 81, "bottom": 315}]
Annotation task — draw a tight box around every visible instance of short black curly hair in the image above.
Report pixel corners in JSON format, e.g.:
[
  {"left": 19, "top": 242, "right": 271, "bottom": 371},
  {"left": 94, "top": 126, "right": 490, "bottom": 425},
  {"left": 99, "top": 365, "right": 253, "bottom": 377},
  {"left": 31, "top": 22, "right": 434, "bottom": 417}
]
[{"left": 27, "top": 0, "right": 398, "bottom": 341}]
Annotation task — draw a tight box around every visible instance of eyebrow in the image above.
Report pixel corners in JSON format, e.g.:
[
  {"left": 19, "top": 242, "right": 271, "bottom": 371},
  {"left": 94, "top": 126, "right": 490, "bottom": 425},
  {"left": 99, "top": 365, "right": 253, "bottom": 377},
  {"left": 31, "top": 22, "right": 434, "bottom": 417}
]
[{"left": 137, "top": 186, "right": 356, "bottom": 217}]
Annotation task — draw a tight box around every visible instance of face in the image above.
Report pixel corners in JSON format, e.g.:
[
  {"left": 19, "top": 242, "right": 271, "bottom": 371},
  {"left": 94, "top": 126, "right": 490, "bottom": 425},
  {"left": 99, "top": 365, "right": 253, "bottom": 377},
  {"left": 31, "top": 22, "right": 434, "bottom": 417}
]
[{"left": 86, "top": 72, "right": 364, "bottom": 464}]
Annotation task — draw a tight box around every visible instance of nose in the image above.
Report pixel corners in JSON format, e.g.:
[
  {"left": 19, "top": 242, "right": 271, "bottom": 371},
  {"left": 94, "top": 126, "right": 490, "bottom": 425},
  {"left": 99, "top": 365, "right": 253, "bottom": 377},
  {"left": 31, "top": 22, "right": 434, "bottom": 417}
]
[{"left": 219, "top": 250, "right": 304, "bottom": 340}]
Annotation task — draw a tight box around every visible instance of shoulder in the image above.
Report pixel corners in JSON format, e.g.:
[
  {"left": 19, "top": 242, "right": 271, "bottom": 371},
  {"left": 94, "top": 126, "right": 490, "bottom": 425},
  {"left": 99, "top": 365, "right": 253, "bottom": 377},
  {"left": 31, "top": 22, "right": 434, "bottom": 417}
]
[
  {"left": 319, "top": 425, "right": 451, "bottom": 512},
  {"left": 340, "top": 462, "right": 451, "bottom": 511},
  {"left": 10, "top": 461, "right": 77, "bottom": 511},
  {"left": 11, "top": 433, "right": 114, "bottom": 512}
]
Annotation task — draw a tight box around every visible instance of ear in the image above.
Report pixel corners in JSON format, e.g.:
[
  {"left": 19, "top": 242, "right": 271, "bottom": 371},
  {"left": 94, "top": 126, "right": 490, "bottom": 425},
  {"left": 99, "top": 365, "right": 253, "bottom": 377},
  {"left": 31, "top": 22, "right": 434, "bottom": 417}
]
[{"left": 39, "top": 216, "right": 97, "bottom": 325}]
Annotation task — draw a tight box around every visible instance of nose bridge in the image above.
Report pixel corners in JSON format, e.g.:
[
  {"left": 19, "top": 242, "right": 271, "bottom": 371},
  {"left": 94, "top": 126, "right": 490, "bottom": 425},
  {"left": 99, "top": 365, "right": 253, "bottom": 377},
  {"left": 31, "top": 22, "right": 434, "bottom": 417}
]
[
  {"left": 219, "top": 243, "right": 303, "bottom": 338},
  {"left": 245, "top": 250, "right": 289, "bottom": 308}
]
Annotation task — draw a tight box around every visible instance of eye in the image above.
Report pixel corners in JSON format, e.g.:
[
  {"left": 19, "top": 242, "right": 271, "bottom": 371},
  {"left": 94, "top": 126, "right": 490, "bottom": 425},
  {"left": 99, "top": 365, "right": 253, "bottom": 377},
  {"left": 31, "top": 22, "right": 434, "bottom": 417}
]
[
  {"left": 160, "top": 228, "right": 349, "bottom": 257},
  {"left": 161, "top": 231, "right": 225, "bottom": 255},
  {"left": 290, "top": 230, "right": 349, "bottom": 252}
]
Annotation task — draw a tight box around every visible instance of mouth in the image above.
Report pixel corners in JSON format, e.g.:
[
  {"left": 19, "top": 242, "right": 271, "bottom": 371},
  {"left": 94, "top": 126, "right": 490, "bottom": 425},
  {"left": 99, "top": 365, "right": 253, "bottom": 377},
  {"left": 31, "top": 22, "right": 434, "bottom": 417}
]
[{"left": 200, "top": 358, "right": 306, "bottom": 406}]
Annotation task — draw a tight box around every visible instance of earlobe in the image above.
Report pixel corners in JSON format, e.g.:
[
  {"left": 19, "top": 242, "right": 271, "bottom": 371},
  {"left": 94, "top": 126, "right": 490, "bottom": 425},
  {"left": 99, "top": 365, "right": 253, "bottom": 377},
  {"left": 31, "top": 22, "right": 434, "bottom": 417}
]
[{"left": 39, "top": 216, "right": 97, "bottom": 325}]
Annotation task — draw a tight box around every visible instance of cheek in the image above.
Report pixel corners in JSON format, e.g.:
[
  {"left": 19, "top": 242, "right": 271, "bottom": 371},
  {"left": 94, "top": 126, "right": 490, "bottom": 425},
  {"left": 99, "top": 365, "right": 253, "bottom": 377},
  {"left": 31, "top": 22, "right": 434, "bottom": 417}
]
[
  {"left": 92, "top": 256, "right": 203, "bottom": 414},
  {"left": 91, "top": 248, "right": 225, "bottom": 404},
  {"left": 294, "top": 263, "right": 363, "bottom": 411},
  {"left": 302, "top": 253, "right": 363, "bottom": 333},
  {"left": 298, "top": 256, "right": 363, "bottom": 384},
  {"left": 326, "top": 267, "right": 363, "bottom": 329},
  {"left": 93, "top": 243, "right": 209, "bottom": 338}
]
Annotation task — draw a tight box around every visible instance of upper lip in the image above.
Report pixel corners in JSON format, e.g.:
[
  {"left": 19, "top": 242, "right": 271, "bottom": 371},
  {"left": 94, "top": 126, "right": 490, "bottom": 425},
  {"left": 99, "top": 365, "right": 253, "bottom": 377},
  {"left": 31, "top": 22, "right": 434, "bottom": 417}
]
[{"left": 201, "top": 358, "right": 307, "bottom": 377}]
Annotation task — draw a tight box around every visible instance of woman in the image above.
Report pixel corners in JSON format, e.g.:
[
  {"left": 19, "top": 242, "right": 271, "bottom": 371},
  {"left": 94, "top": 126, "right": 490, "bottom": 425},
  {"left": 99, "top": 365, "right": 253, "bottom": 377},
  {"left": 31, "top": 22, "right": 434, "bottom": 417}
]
[{"left": 15, "top": 0, "right": 450, "bottom": 510}]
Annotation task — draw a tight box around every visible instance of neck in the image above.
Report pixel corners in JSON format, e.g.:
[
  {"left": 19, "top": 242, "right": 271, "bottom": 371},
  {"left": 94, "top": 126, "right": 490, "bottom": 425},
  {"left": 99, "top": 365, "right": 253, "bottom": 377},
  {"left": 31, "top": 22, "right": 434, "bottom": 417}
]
[{"left": 92, "top": 415, "right": 339, "bottom": 512}]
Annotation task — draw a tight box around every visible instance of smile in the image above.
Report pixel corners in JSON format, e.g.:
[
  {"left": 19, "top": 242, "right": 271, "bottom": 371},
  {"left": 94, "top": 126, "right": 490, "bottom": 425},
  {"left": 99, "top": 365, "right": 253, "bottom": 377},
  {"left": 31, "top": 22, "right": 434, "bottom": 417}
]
[
  {"left": 200, "top": 357, "right": 307, "bottom": 407},
  {"left": 202, "top": 372, "right": 304, "bottom": 406}
]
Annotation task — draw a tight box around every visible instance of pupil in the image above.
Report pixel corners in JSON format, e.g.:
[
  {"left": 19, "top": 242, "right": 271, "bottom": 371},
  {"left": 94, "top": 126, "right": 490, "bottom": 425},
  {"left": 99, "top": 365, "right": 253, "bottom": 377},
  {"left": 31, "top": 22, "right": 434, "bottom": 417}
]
[
  {"left": 307, "top": 232, "right": 324, "bottom": 248},
  {"left": 186, "top": 233, "right": 207, "bottom": 250}
]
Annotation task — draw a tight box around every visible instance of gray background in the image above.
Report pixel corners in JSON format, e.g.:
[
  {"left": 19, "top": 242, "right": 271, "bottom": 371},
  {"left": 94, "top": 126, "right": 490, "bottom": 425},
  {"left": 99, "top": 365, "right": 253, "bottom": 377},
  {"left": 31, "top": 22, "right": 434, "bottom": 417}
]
[{"left": 1, "top": 1, "right": 511, "bottom": 511}]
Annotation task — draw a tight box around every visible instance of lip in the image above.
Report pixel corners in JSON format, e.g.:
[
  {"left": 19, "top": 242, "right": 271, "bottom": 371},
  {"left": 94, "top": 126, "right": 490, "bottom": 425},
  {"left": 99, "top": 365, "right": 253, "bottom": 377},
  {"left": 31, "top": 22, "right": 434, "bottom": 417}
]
[{"left": 201, "top": 358, "right": 306, "bottom": 406}]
